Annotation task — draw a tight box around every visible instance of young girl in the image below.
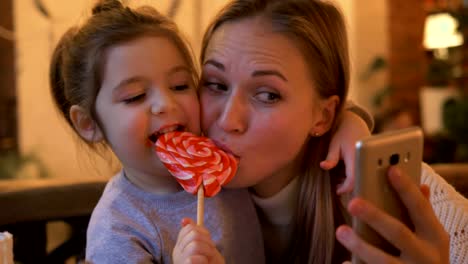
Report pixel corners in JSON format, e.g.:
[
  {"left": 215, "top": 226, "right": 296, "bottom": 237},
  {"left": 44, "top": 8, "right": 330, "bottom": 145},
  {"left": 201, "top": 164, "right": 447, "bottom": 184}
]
[{"left": 49, "top": 0, "right": 264, "bottom": 263}]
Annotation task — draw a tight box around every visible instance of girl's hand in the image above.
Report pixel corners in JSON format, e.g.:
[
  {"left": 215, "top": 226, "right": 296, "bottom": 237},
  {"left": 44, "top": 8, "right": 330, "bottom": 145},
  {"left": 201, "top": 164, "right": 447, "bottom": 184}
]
[
  {"left": 320, "top": 111, "right": 371, "bottom": 194},
  {"left": 173, "top": 218, "right": 225, "bottom": 264},
  {"left": 336, "top": 167, "right": 449, "bottom": 264}
]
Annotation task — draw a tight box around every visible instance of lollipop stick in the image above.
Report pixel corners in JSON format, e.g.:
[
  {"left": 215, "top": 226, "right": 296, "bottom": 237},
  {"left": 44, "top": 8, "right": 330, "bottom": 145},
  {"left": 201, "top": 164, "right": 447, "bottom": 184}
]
[{"left": 197, "top": 186, "right": 204, "bottom": 226}]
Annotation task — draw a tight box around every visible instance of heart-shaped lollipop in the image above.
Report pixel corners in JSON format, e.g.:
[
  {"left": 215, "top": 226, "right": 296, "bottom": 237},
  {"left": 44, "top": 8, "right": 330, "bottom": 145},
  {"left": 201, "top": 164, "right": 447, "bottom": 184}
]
[{"left": 155, "top": 131, "right": 238, "bottom": 198}]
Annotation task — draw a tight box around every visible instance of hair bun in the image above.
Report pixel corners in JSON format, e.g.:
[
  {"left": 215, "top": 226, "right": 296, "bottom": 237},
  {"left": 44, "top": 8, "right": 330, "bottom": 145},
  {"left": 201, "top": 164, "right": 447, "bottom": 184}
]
[{"left": 92, "top": 0, "right": 123, "bottom": 15}]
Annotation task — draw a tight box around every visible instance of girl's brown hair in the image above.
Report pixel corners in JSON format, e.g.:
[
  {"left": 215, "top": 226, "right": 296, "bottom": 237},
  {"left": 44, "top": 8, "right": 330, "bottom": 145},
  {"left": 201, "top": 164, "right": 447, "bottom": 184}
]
[
  {"left": 50, "top": 0, "right": 198, "bottom": 145},
  {"left": 201, "top": 0, "right": 350, "bottom": 263}
]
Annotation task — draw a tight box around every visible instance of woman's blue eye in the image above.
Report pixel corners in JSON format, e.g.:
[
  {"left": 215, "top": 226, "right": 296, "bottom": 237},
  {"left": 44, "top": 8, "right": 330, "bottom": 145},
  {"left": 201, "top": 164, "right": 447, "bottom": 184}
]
[
  {"left": 255, "top": 92, "right": 281, "bottom": 103},
  {"left": 123, "top": 94, "right": 145, "bottom": 104},
  {"left": 204, "top": 81, "right": 227, "bottom": 92}
]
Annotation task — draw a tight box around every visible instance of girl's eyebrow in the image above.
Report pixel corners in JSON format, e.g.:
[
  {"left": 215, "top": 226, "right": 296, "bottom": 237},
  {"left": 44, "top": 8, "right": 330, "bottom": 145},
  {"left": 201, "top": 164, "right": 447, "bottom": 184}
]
[
  {"left": 113, "top": 76, "right": 146, "bottom": 93},
  {"left": 112, "top": 65, "right": 191, "bottom": 93},
  {"left": 168, "top": 65, "right": 191, "bottom": 75},
  {"left": 204, "top": 59, "right": 287, "bottom": 82}
]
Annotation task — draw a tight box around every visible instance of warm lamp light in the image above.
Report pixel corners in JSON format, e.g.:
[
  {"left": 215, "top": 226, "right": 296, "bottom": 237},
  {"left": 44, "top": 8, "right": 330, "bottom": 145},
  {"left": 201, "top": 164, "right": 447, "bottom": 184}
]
[
  {"left": 421, "top": 13, "right": 462, "bottom": 135},
  {"left": 423, "top": 12, "right": 463, "bottom": 50}
]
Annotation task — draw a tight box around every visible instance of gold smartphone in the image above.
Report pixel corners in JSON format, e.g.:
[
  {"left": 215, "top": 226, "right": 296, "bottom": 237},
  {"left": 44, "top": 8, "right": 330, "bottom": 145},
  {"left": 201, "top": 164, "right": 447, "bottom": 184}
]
[{"left": 352, "top": 127, "right": 423, "bottom": 264}]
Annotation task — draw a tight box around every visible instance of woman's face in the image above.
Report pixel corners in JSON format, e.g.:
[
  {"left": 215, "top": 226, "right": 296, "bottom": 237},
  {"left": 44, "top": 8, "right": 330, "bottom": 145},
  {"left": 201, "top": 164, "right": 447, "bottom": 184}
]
[{"left": 200, "top": 17, "right": 330, "bottom": 197}]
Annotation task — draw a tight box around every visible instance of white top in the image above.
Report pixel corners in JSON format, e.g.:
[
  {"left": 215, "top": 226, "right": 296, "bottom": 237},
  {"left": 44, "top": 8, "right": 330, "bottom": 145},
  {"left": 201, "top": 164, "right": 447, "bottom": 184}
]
[
  {"left": 252, "top": 163, "right": 468, "bottom": 263},
  {"left": 251, "top": 177, "right": 298, "bottom": 260},
  {"left": 421, "top": 163, "right": 468, "bottom": 264}
]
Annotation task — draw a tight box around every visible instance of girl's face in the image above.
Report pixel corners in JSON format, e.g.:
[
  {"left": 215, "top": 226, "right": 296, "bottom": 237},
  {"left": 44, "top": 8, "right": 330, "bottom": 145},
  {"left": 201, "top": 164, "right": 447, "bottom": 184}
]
[
  {"left": 96, "top": 36, "right": 200, "bottom": 188},
  {"left": 201, "top": 17, "right": 330, "bottom": 197}
]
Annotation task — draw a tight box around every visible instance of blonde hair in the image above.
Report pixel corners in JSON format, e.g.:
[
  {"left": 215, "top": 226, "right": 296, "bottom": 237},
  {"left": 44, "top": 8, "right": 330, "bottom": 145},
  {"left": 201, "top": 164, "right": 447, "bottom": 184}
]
[{"left": 201, "top": 0, "right": 350, "bottom": 263}]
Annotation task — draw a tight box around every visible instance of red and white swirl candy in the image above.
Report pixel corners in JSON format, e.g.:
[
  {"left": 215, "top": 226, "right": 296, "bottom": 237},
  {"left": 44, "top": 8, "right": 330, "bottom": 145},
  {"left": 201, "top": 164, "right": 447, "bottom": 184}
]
[{"left": 155, "top": 131, "right": 238, "bottom": 197}]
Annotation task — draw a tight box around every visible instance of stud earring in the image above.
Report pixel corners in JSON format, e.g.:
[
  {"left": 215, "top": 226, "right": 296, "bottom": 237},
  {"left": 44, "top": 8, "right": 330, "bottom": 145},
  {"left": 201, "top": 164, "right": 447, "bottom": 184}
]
[{"left": 314, "top": 132, "right": 320, "bottom": 137}]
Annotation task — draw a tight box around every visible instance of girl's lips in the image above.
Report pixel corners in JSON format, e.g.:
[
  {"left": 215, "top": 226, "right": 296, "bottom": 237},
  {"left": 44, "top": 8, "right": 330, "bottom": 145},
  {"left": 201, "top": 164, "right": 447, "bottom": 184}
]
[
  {"left": 148, "top": 124, "right": 185, "bottom": 144},
  {"left": 157, "top": 124, "right": 184, "bottom": 134}
]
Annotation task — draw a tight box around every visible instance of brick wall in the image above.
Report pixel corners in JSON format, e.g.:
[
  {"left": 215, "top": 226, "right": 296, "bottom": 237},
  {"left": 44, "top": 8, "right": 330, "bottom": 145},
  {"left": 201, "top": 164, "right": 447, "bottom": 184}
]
[
  {"left": 0, "top": 0, "right": 17, "bottom": 152},
  {"left": 387, "top": 0, "right": 427, "bottom": 124}
]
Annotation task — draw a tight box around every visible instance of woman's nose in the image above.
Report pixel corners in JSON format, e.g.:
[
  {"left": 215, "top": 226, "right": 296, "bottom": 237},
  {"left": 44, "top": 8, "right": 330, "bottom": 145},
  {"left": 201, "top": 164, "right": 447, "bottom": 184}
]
[{"left": 217, "top": 93, "right": 248, "bottom": 134}]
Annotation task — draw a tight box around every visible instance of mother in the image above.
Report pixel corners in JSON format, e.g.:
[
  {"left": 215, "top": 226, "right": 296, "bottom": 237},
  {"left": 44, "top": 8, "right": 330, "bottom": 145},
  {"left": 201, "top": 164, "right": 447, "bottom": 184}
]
[{"left": 199, "top": 0, "right": 457, "bottom": 263}]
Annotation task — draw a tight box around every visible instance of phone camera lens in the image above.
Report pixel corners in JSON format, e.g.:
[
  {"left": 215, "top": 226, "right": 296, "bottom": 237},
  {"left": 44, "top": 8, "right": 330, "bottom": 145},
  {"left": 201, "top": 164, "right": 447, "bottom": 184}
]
[{"left": 390, "top": 154, "right": 399, "bottom": 165}]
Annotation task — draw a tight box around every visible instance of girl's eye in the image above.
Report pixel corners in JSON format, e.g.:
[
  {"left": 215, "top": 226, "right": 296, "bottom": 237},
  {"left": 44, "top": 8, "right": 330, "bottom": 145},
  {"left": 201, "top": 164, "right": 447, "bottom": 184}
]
[
  {"left": 172, "top": 84, "right": 190, "bottom": 91},
  {"left": 203, "top": 81, "right": 228, "bottom": 92},
  {"left": 123, "top": 93, "right": 145, "bottom": 104},
  {"left": 255, "top": 91, "right": 281, "bottom": 104}
]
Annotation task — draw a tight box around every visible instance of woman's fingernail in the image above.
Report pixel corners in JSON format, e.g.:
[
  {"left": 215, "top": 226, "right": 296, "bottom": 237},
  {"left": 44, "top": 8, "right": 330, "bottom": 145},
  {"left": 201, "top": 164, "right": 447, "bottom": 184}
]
[
  {"left": 349, "top": 199, "right": 365, "bottom": 215},
  {"left": 390, "top": 167, "right": 401, "bottom": 178},
  {"left": 389, "top": 167, "right": 404, "bottom": 188},
  {"left": 337, "top": 227, "right": 351, "bottom": 241},
  {"left": 336, "top": 183, "right": 343, "bottom": 191}
]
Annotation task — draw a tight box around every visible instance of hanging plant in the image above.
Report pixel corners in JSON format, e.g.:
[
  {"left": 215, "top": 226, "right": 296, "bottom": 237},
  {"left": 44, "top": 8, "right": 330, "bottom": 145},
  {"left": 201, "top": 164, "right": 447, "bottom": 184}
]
[
  {"left": 33, "top": 0, "right": 50, "bottom": 19},
  {"left": 0, "top": 151, "right": 49, "bottom": 179},
  {"left": 443, "top": 96, "right": 468, "bottom": 161},
  {"left": 167, "top": 0, "right": 182, "bottom": 18}
]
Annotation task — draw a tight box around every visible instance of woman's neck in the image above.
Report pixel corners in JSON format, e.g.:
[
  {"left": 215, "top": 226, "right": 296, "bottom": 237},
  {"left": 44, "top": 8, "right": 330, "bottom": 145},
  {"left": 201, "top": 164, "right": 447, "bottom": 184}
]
[
  {"left": 251, "top": 154, "right": 302, "bottom": 198},
  {"left": 123, "top": 167, "right": 182, "bottom": 194}
]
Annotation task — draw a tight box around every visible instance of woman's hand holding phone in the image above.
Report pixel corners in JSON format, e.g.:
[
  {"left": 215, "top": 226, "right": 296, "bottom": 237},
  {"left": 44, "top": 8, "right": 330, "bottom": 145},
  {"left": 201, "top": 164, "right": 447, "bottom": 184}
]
[{"left": 336, "top": 167, "right": 449, "bottom": 264}]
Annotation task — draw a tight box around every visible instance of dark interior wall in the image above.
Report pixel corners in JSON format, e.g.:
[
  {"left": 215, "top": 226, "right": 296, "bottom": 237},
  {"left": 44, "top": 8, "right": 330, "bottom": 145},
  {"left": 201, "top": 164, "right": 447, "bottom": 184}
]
[
  {"left": 0, "top": 0, "right": 17, "bottom": 152},
  {"left": 387, "top": 0, "right": 427, "bottom": 125}
]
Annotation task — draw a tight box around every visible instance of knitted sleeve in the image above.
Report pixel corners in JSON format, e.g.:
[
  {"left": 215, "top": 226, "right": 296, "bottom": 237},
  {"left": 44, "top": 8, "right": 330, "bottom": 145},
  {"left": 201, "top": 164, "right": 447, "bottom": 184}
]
[
  {"left": 345, "top": 100, "right": 374, "bottom": 132},
  {"left": 421, "top": 163, "right": 468, "bottom": 264}
]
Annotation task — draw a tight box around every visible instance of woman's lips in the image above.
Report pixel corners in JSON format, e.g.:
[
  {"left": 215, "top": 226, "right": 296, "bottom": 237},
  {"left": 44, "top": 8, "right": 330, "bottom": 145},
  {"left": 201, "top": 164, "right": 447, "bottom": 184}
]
[{"left": 211, "top": 139, "right": 240, "bottom": 160}]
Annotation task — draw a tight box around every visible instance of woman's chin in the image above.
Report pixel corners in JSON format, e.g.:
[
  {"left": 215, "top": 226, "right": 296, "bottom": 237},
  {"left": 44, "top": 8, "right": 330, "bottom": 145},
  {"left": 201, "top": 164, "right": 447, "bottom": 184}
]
[{"left": 224, "top": 177, "right": 256, "bottom": 189}]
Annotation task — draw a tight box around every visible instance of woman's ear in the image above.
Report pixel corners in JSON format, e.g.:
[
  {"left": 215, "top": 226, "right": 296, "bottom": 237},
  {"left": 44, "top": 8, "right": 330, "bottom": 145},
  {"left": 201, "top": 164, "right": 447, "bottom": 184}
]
[
  {"left": 69, "top": 105, "right": 103, "bottom": 142},
  {"left": 310, "top": 95, "right": 340, "bottom": 136}
]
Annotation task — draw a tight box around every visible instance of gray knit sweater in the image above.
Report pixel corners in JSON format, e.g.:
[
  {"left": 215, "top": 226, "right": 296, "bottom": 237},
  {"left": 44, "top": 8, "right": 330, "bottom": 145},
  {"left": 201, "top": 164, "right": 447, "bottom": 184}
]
[{"left": 86, "top": 171, "right": 265, "bottom": 263}]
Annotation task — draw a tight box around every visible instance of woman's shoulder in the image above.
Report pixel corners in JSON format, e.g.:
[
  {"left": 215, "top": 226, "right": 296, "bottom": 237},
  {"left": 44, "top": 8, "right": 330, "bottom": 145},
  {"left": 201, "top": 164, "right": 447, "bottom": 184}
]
[
  {"left": 420, "top": 162, "right": 468, "bottom": 215},
  {"left": 421, "top": 163, "right": 468, "bottom": 264},
  {"left": 421, "top": 163, "right": 467, "bottom": 203}
]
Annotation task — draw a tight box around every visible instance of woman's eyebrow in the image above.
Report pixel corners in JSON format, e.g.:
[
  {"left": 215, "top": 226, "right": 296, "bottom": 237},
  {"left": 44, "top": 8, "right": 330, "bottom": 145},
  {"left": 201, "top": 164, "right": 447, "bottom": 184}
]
[
  {"left": 204, "top": 59, "right": 225, "bottom": 71},
  {"left": 252, "top": 70, "right": 288, "bottom": 82},
  {"left": 204, "top": 59, "right": 287, "bottom": 81}
]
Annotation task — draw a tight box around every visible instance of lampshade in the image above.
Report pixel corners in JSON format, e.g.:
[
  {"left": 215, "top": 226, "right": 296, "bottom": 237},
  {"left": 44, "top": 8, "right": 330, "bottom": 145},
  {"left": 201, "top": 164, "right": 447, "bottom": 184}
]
[{"left": 423, "top": 12, "right": 464, "bottom": 50}]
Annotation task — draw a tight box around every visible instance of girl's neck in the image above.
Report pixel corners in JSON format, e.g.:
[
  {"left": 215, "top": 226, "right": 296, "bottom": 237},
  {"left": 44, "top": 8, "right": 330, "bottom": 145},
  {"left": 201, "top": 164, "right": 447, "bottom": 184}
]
[{"left": 123, "top": 168, "right": 182, "bottom": 194}]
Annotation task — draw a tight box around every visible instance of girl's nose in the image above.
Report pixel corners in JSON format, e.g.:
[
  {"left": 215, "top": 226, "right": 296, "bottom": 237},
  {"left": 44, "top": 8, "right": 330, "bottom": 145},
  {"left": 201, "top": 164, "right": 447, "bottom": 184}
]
[
  {"left": 150, "top": 90, "right": 176, "bottom": 115},
  {"left": 217, "top": 93, "right": 248, "bottom": 134}
]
